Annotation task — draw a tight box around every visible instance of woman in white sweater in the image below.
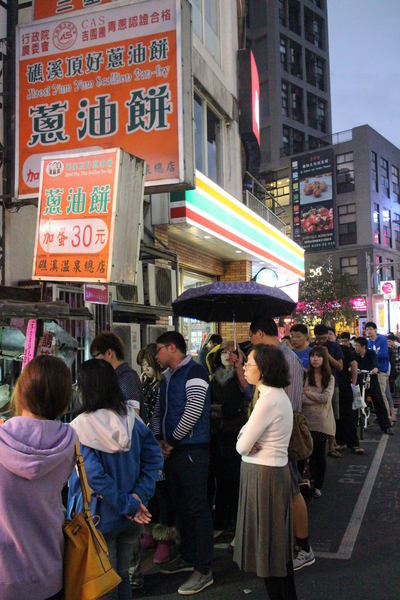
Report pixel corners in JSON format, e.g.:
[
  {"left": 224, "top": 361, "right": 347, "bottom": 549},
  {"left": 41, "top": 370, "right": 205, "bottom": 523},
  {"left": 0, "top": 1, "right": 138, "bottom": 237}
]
[
  {"left": 234, "top": 344, "right": 297, "bottom": 600},
  {"left": 302, "top": 345, "right": 335, "bottom": 498}
]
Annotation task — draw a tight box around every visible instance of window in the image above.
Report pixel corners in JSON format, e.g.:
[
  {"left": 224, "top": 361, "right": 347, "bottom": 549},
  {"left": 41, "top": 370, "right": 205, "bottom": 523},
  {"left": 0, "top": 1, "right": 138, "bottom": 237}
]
[
  {"left": 281, "top": 126, "right": 305, "bottom": 156},
  {"left": 307, "top": 93, "right": 326, "bottom": 132},
  {"left": 394, "top": 213, "right": 400, "bottom": 250},
  {"left": 382, "top": 208, "right": 392, "bottom": 247},
  {"left": 338, "top": 203, "right": 357, "bottom": 245},
  {"left": 206, "top": 107, "right": 219, "bottom": 184},
  {"left": 392, "top": 165, "right": 399, "bottom": 199},
  {"left": 288, "top": 0, "right": 301, "bottom": 35},
  {"left": 281, "top": 81, "right": 289, "bottom": 117},
  {"left": 289, "top": 40, "right": 302, "bottom": 78},
  {"left": 340, "top": 256, "right": 358, "bottom": 277},
  {"left": 292, "top": 129, "right": 304, "bottom": 154},
  {"left": 279, "top": 0, "right": 287, "bottom": 26},
  {"left": 282, "top": 126, "right": 291, "bottom": 156},
  {"left": 280, "top": 36, "right": 288, "bottom": 70},
  {"left": 373, "top": 203, "right": 381, "bottom": 244},
  {"left": 380, "top": 157, "right": 390, "bottom": 197},
  {"left": 194, "top": 94, "right": 204, "bottom": 172},
  {"left": 371, "top": 151, "right": 378, "bottom": 192},
  {"left": 336, "top": 152, "right": 355, "bottom": 193},
  {"left": 304, "top": 8, "right": 323, "bottom": 49},
  {"left": 189, "top": 0, "right": 220, "bottom": 63},
  {"left": 265, "top": 177, "right": 291, "bottom": 208},
  {"left": 306, "top": 50, "right": 325, "bottom": 90},
  {"left": 193, "top": 93, "right": 223, "bottom": 185},
  {"left": 291, "top": 84, "right": 304, "bottom": 122}
]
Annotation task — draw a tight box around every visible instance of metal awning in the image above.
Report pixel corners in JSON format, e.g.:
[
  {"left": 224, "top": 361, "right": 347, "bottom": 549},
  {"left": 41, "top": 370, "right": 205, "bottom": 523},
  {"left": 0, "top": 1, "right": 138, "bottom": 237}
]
[{"left": 0, "top": 300, "right": 93, "bottom": 320}]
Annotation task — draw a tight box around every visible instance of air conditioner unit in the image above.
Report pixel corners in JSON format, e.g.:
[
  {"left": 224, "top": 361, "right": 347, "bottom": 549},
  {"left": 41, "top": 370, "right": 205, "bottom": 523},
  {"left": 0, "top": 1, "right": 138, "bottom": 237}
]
[
  {"left": 109, "top": 261, "right": 144, "bottom": 305},
  {"left": 145, "top": 323, "right": 174, "bottom": 346},
  {"left": 111, "top": 323, "right": 142, "bottom": 375},
  {"left": 146, "top": 264, "right": 177, "bottom": 308}
]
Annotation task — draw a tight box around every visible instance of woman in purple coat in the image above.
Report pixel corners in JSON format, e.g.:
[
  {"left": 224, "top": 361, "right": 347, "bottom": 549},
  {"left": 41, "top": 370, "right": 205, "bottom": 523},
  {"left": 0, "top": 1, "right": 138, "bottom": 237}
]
[{"left": 0, "top": 356, "right": 76, "bottom": 600}]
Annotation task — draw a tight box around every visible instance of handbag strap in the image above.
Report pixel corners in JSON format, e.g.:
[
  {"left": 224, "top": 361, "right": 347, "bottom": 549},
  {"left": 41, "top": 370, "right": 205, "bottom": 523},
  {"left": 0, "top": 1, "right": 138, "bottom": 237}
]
[
  {"left": 74, "top": 439, "right": 109, "bottom": 553},
  {"left": 74, "top": 439, "right": 92, "bottom": 512}
]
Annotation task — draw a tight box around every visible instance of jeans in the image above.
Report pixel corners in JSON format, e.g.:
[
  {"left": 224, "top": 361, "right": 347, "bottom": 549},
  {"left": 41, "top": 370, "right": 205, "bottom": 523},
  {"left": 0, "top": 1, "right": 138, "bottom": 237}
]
[
  {"left": 165, "top": 445, "right": 213, "bottom": 573},
  {"left": 102, "top": 523, "right": 140, "bottom": 600}
]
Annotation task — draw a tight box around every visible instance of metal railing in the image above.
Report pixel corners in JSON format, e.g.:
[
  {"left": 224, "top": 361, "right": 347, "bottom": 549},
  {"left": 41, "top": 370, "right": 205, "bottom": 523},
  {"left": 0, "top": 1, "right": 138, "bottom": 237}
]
[{"left": 243, "top": 190, "right": 287, "bottom": 233}]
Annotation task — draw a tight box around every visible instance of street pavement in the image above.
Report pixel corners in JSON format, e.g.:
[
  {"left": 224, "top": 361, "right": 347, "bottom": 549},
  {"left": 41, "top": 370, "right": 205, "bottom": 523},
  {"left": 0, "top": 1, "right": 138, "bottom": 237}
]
[{"left": 136, "top": 407, "right": 400, "bottom": 600}]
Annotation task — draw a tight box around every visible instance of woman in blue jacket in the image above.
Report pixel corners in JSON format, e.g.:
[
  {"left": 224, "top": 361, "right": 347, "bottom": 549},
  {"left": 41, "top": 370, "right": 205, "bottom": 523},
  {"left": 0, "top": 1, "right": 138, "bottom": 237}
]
[{"left": 67, "top": 359, "right": 163, "bottom": 600}]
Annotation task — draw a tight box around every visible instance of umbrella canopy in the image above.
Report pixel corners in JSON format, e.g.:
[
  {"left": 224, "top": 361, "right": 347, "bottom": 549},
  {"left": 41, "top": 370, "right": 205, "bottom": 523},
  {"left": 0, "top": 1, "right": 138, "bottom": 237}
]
[{"left": 172, "top": 281, "right": 296, "bottom": 323}]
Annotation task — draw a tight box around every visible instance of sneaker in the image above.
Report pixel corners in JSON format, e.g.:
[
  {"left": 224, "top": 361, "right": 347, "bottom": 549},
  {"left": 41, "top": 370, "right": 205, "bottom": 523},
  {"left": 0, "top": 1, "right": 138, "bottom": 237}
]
[
  {"left": 178, "top": 570, "right": 213, "bottom": 595},
  {"left": 129, "top": 570, "right": 144, "bottom": 589},
  {"left": 293, "top": 547, "right": 316, "bottom": 571},
  {"left": 159, "top": 555, "right": 194, "bottom": 574}
]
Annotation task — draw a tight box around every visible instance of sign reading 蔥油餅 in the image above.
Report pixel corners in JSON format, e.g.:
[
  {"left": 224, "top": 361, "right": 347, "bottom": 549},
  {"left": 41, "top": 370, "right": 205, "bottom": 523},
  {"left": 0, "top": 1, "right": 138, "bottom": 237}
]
[
  {"left": 17, "top": 0, "right": 194, "bottom": 198},
  {"left": 32, "top": 148, "right": 145, "bottom": 283},
  {"left": 291, "top": 148, "right": 335, "bottom": 252},
  {"left": 34, "top": 0, "right": 113, "bottom": 20}
]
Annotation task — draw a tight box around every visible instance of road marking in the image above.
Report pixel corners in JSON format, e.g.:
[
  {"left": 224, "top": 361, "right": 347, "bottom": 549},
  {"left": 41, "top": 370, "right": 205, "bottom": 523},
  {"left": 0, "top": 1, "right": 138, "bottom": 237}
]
[{"left": 315, "top": 433, "right": 389, "bottom": 560}]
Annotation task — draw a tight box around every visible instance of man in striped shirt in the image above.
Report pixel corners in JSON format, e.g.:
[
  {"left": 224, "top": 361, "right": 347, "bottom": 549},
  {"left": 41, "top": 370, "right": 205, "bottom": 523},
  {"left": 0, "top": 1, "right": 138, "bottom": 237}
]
[{"left": 153, "top": 331, "right": 213, "bottom": 596}]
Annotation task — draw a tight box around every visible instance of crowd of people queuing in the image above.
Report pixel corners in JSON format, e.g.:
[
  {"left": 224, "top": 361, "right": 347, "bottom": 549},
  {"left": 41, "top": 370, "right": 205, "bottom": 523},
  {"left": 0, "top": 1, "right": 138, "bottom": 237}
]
[{"left": 0, "top": 320, "right": 397, "bottom": 600}]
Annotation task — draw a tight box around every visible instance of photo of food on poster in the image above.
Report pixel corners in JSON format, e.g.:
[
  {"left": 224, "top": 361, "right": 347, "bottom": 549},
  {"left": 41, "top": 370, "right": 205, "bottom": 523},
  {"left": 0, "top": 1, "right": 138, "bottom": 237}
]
[{"left": 299, "top": 200, "right": 334, "bottom": 251}]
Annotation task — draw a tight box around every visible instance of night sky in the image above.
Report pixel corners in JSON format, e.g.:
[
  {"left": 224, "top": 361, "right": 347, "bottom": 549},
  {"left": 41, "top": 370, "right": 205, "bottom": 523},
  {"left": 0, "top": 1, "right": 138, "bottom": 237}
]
[{"left": 328, "top": 0, "right": 400, "bottom": 148}]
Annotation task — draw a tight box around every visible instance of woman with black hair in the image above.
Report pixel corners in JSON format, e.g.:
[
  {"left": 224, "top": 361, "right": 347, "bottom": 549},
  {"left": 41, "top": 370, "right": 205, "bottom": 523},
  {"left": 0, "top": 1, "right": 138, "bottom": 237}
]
[
  {"left": 302, "top": 346, "right": 335, "bottom": 498},
  {"left": 67, "top": 359, "right": 163, "bottom": 600},
  {"left": 234, "top": 344, "right": 297, "bottom": 600}
]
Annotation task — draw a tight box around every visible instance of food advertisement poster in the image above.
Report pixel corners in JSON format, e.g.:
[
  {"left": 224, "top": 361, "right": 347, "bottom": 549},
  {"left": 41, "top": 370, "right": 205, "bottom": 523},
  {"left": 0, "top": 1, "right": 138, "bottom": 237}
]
[
  {"left": 32, "top": 148, "right": 118, "bottom": 282},
  {"left": 17, "top": 0, "right": 190, "bottom": 198},
  {"left": 291, "top": 148, "right": 335, "bottom": 252}
]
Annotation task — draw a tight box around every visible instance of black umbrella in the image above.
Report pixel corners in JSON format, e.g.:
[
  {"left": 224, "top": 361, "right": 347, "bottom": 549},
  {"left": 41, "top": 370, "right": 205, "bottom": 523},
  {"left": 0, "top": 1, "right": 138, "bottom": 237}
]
[{"left": 172, "top": 280, "right": 296, "bottom": 328}]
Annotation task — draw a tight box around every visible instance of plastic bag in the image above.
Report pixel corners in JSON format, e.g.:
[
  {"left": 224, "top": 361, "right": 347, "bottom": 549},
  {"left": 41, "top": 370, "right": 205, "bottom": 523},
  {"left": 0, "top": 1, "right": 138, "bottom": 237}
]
[{"left": 351, "top": 384, "right": 365, "bottom": 410}]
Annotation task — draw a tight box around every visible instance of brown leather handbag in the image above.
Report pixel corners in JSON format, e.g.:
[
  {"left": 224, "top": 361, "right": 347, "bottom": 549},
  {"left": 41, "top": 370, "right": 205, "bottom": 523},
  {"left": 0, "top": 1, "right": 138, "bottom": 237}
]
[{"left": 63, "top": 440, "right": 122, "bottom": 600}]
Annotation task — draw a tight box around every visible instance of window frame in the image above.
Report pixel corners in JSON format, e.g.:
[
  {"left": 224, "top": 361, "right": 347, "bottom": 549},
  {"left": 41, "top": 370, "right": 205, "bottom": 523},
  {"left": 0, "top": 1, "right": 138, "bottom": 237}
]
[
  {"left": 193, "top": 90, "right": 224, "bottom": 186},
  {"left": 189, "top": 0, "right": 221, "bottom": 65},
  {"left": 336, "top": 151, "right": 355, "bottom": 194},
  {"left": 380, "top": 156, "right": 390, "bottom": 198},
  {"left": 338, "top": 203, "right": 357, "bottom": 245},
  {"left": 340, "top": 256, "right": 358, "bottom": 277}
]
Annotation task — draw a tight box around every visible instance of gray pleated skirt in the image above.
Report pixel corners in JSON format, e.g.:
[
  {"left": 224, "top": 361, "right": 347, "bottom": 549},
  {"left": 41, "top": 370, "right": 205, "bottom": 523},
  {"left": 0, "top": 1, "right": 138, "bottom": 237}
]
[{"left": 233, "top": 461, "right": 293, "bottom": 578}]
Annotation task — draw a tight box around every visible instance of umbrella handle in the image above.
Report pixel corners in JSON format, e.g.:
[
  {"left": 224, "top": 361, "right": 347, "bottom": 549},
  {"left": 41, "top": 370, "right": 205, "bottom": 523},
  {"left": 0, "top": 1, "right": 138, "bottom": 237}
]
[{"left": 233, "top": 313, "right": 236, "bottom": 350}]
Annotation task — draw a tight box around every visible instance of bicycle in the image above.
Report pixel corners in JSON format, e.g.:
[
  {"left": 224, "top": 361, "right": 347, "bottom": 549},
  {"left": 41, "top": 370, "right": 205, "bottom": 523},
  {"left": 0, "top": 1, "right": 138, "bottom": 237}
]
[{"left": 354, "top": 370, "right": 373, "bottom": 440}]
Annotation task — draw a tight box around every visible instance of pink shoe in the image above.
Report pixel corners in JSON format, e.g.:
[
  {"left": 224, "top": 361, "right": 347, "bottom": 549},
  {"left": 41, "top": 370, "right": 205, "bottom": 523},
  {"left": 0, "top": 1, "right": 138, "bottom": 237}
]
[
  {"left": 153, "top": 541, "right": 171, "bottom": 564},
  {"left": 141, "top": 533, "right": 155, "bottom": 551}
]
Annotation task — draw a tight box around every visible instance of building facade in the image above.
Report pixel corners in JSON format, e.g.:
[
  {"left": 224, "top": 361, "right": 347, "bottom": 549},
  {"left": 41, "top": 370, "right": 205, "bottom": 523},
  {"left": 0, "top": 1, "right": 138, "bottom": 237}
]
[
  {"left": 1, "top": 0, "right": 304, "bottom": 361},
  {"left": 245, "top": 0, "right": 332, "bottom": 235},
  {"left": 304, "top": 125, "right": 400, "bottom": 302}
]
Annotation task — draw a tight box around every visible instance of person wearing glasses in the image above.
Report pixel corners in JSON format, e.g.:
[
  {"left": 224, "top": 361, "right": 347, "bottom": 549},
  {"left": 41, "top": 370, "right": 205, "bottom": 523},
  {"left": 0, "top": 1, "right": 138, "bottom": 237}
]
[
  {"left": 234, "top": 344, "right": 298, "bottom": 600},
  {"left": 151, "top": 331, "right": 213, "bottom": 596},
  {"left": 90, "top": 332, "right": 144, "bottom": 416}
]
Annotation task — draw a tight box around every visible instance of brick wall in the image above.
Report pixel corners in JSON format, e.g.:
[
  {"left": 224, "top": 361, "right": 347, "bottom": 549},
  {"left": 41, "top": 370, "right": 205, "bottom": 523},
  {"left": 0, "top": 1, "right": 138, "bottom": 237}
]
[{"left": 220, "top": 260, "right": 252, "bottom": 342}]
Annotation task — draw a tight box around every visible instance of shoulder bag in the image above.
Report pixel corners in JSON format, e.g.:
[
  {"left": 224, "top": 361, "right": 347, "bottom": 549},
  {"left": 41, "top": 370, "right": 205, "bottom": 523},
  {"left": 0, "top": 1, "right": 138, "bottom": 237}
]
[
  {"left": 63, "top": 440, "right": 122, "bottom": 600},
  {"left": 288, "top": 411, "right": 313, "bottom": 461}
]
